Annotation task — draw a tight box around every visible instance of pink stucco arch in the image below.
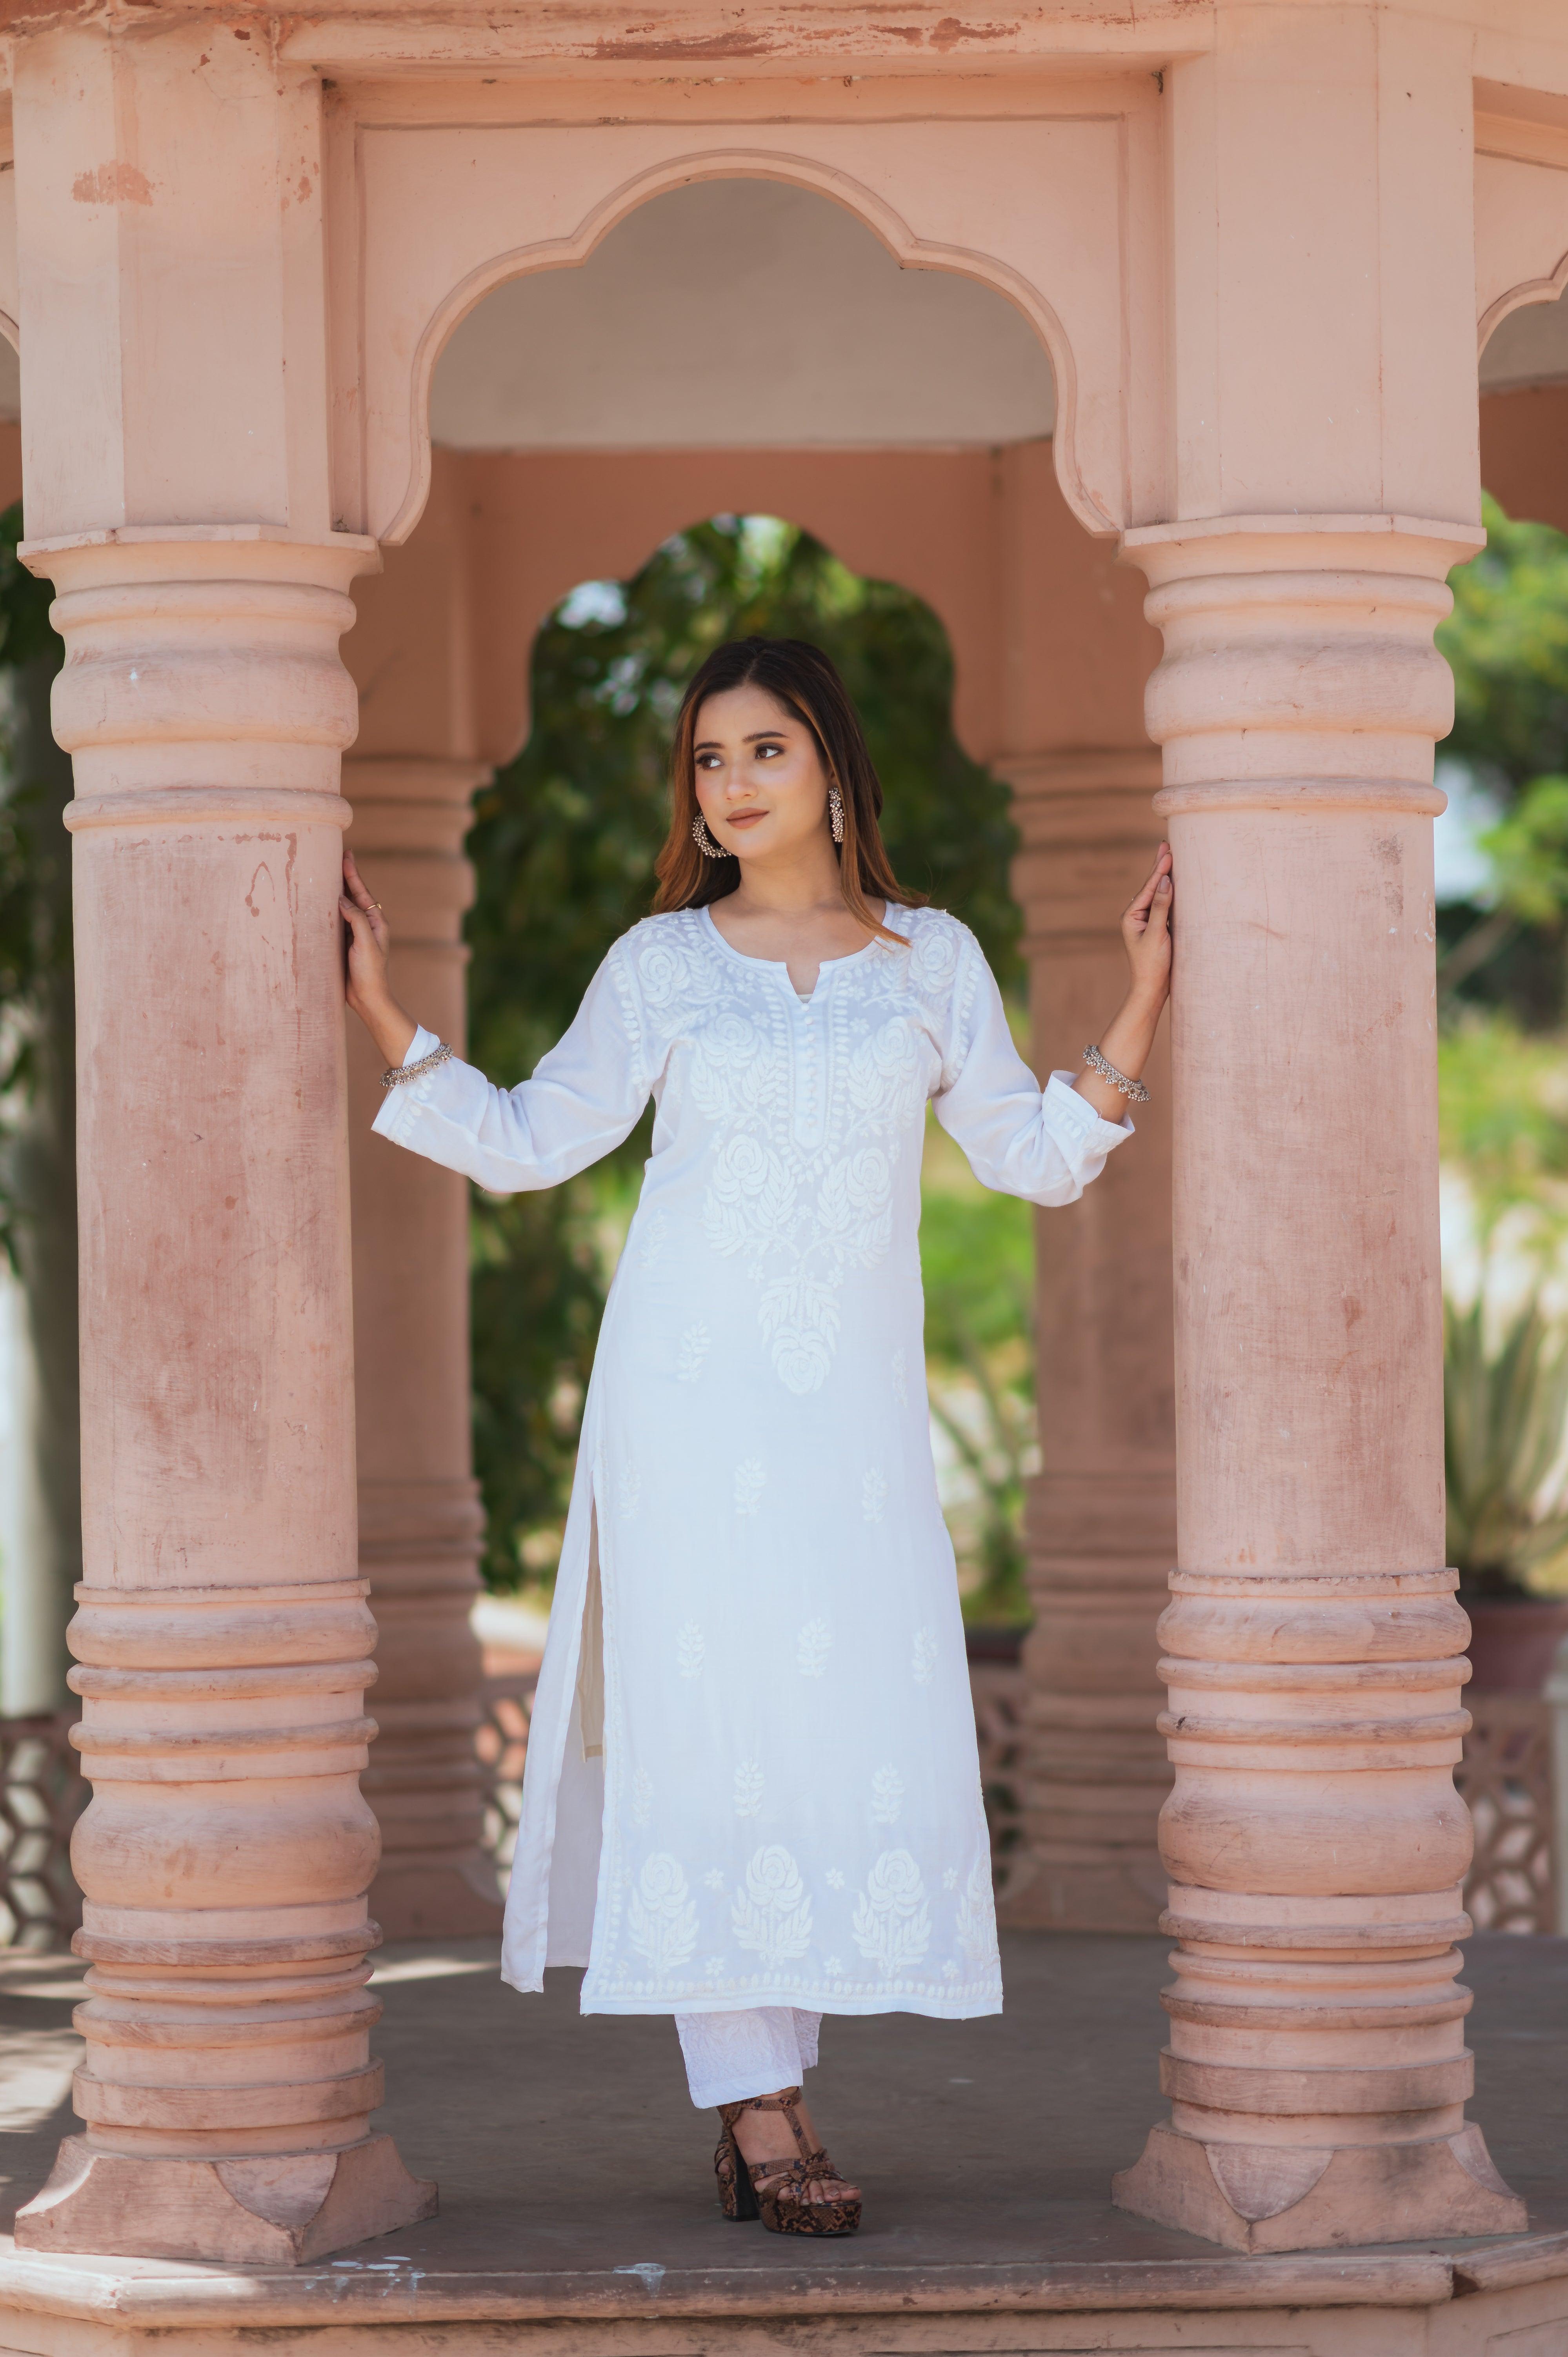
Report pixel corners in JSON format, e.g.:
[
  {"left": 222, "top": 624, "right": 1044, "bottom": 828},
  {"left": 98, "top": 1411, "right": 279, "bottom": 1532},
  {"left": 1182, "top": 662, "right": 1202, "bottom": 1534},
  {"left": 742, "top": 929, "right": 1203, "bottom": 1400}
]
[
  {"left": 388, "top": 155, "right": 1081, "bottom": 547},
  {"left": 344, "top": 110, "right": 1141, "bottom": 548}
]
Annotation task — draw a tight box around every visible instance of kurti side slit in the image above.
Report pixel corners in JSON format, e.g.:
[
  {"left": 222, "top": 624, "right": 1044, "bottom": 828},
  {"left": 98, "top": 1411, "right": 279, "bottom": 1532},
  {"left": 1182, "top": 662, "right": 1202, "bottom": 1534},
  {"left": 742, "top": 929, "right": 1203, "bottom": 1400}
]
[{"left": 373, "top": 903, "right": 1131, "bottom": 2022}]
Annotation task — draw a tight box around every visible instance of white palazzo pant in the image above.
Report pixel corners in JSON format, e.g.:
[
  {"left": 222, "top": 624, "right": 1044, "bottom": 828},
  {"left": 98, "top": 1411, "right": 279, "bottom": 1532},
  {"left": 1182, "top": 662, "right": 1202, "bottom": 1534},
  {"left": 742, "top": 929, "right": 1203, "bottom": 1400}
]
[{"left": 675, "top": 2007, "right": 822, "bottom": 2109}]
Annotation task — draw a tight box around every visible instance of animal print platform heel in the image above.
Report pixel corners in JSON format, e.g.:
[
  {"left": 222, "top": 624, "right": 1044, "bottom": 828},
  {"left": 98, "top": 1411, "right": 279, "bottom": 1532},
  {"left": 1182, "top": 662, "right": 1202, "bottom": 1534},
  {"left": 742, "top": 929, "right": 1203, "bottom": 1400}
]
[{"left": 715, "top": 2088, "right": 862, "bottom": 2235}]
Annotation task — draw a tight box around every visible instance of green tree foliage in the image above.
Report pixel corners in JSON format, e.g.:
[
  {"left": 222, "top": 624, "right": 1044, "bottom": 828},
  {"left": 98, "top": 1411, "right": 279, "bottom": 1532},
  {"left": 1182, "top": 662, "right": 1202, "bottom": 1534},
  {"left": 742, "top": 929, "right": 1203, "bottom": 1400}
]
[
  {"left": 466, "top": 516, "right": 1020, "bottom": 1587},
  {"left": 1438, "top": 1017, "right": 1568, "bottom": 1220},
  {"left": 1480, "top": 775, "right": 1568, "bottom": 931},
  {"left": 920, "top": 1167, "right": 1036, "bottom": 1627},
  {"left": 1443, "top": 495, "right": 1568, "bottom": 788},
  {"left": 1437, "top": 497, "right": 1568, "bottom": 1021}
]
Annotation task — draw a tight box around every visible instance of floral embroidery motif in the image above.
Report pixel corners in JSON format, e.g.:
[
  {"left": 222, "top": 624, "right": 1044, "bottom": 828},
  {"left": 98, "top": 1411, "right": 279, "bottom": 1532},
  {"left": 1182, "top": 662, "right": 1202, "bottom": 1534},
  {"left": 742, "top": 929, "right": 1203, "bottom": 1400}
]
[
  {"left": 734, "top": 1458, "right": 766, "bottom": 1517},
  {"left": 630, "top": 1768, "right": 653, "bottom": 1828},
  {"left": 853, "top": 1850, "right": 932, "bottom": 1975},
  {"left": 628, "top": 1855, "right": 698, "bottom": 1974},
  {"left": 674, "top": 909, "right": 961, "bottom": 1393},
  {"left": 891, "top": 1348, "right": 908, "bottom": 1407},
  {"left": 616, "top": 1462, "right": 641, "bottom": 1520},
  {"left": 912, "top": 1629, "right": 937, "bottom": 1687},
  {"left": 702, "top": 1867, "right": 726, "bottom": 1891},
  {"left": 733, "top": 1845, "right": 813, "bottom": 1969},
  {"left": 825, "top": 1868, "right": 846, "bottom": 1889},
  {"left": 636, "top": 928, "right": 722, "bottom": 1012},
  {"left": 759, "top": 1271, "right": 842, "bottom": 1395},
  {"left": 908, "top": 922, "right": 960, "bottom": 995},
  {"left": 824, "top": 1955, "right": 844, "bottom": 1976},
  {"left": 733, "top": 1760, "right": 764, "bottom": 1819},
  {"left": 636, "top": 1207, "right": 671, "bottom": 1269},
  {"left": 863, "top": 1467, "right": 888, "bottom": 1524},
  {"left": 796, "top": 1618, "right": 832, "bottom": 1677},
  {"left": 677, "top": 1621, "right": 705, "bottom": 1678},
  {"left": 942, "top": 1866, "right": 959, "bottom": 1891},
  {"left": 956, "top": 1852, "right": 1000, "bottom": 1971},
  {"left": 676, "top": 1321, "right": 711, "bottom": 1382},
  {"left": 871, "top": 1765, "right": 904, "bottom": 1825}
]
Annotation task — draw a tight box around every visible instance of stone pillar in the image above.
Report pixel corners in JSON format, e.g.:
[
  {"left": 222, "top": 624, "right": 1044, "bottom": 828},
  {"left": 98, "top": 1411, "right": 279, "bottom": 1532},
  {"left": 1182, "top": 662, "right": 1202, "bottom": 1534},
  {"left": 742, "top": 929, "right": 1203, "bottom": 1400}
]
[
  {"left": 344, "top": 755, "right": 502, "bottom": 1937},
  {"left": 1110, "top": 516, "right": 1527, "bottom": 2252},
  {"left": 6, "top": 535, "right": 435, "bottom": 2264},
  {"left": 983, "top": 437, "right": 1175, "bottom": 1931},
  {"left": 1002, "top": 749, "right": 1174, "bottom": 1929}
]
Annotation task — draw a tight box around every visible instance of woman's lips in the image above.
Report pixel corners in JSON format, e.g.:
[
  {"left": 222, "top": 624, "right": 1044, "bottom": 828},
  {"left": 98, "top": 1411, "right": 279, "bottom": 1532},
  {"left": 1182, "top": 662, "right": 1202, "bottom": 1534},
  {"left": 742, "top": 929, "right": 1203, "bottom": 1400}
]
[{"left": 727, "top": 810, "right": 766, "bottom": 827}]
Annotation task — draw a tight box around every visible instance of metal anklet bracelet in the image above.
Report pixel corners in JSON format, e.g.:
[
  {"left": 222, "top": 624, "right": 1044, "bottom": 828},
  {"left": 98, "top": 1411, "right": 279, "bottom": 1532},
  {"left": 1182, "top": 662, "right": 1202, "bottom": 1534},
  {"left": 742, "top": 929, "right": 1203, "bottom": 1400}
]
[
  {"left": 381, "top": 1040, "right": 454, "bottom": 1090},
  {"left": 1081, "top": 1043, "right": 1150, "bottom": 1104}
]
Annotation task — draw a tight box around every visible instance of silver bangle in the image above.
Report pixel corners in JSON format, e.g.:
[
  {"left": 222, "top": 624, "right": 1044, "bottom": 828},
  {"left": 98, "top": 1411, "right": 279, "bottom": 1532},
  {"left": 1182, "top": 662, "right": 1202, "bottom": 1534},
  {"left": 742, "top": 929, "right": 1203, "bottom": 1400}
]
[
  {"left": 1082, "top": 1043, "right": 1150, "bottom": 1104},
  {"left": 382, "top": 1040, "right": 453, "bottom": 1090}
]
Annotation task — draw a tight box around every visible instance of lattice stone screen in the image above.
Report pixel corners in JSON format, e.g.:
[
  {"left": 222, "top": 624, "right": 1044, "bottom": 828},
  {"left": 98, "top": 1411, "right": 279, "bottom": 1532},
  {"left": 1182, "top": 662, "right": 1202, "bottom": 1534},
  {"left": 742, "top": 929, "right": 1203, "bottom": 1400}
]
[
  {"left": 0, "top": 1713, "right": 89, "bottom": 1947},
  {"left": 1456, "top": 1694, "right": 1555, "bottom": 1934},
  {"left": 0, "top": 1676, "right": 1557, "bottom": 1945}
]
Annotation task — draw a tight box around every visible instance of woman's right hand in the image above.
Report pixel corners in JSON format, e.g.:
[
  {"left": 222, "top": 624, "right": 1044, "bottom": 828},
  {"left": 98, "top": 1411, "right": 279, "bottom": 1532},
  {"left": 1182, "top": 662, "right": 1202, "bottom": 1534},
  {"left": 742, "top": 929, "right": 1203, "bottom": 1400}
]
[{"left": 340, "top": 852, "right": 418, "bottom": 1068}]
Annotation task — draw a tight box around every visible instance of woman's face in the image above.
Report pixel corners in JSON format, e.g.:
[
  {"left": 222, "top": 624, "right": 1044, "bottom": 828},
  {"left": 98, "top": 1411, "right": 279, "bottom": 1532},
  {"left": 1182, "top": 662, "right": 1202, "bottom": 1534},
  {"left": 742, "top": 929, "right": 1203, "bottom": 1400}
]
[{"left": 692, "top": 684, "right": 833, "bottom": 865}]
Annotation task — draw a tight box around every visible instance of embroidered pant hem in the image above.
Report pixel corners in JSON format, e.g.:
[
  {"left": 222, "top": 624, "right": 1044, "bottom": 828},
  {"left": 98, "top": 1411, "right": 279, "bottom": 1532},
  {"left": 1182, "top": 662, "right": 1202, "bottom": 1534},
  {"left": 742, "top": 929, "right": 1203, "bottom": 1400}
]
[{"left": 676, "top": 2005, "right": 823, "bottom": 2109}]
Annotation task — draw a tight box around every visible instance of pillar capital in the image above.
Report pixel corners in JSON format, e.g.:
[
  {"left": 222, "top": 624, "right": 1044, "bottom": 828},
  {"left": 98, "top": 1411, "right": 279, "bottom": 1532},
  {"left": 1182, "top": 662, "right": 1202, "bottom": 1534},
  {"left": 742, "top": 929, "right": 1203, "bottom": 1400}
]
[
  {"left": 1123, "top": 513, "right": 1484, "bottom": 808},
  {"left": 27, "top": 530, "right": 380, "bottom": 810}
]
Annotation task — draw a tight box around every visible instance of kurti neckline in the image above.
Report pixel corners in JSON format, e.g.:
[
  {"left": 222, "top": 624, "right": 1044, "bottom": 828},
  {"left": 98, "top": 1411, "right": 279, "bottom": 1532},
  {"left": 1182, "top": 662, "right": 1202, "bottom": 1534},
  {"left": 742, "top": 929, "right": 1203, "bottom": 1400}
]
[{"left": 700, "top": 901, "right": 909, "bottom": 1003}]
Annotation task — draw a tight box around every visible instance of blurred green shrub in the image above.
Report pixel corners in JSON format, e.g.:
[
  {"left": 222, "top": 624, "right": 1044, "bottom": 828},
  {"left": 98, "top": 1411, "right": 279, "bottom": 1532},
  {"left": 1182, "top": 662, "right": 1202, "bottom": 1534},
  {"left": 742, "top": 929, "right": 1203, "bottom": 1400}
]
[{"left": 1445, "top": 1291, "right": 1568, "bottom": 1597}]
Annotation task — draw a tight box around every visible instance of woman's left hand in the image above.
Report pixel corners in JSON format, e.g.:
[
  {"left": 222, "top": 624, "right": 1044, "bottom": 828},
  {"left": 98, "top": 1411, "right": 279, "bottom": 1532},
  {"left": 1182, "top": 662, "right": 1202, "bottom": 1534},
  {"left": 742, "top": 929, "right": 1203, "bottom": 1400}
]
[
  {"left": 1071, "top": 844, "right": 1173, "bottom": 1123},
  {"left": 1122, "top": 842, "right": 1173, "bottom": 1009}
]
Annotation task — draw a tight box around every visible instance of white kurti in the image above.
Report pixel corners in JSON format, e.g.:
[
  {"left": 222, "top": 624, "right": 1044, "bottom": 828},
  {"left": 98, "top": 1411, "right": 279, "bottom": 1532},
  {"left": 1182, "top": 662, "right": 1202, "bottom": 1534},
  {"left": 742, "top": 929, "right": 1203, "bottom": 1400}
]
[{"left": 374, "top": 902, "right": 1130, "bottom": 2018}]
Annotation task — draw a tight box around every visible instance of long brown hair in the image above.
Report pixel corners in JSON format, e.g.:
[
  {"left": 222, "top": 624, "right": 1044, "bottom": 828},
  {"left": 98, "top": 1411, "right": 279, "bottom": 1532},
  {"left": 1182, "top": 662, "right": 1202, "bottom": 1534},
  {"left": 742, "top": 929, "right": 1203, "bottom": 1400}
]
[{"left": 652, "top": 637, "right": 925, "bottom": 943}]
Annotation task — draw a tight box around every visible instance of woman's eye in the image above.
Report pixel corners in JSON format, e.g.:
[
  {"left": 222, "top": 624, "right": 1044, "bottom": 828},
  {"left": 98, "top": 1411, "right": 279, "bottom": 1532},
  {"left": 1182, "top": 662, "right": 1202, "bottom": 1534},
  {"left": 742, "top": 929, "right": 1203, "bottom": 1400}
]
[{"left": 755, "top": 743, "right": 782, "bottom": 760}]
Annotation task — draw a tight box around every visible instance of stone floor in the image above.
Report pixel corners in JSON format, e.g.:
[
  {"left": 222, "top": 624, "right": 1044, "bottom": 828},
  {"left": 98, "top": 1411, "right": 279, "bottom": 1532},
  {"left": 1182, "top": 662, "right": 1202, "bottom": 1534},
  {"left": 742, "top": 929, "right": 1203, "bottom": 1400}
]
[
  {"left": 4, "top": 1929, "right": 1568, "bottom": 2261},
  {"left": 1, "top": 1931, "right": 1568, "bottom": 2350}
]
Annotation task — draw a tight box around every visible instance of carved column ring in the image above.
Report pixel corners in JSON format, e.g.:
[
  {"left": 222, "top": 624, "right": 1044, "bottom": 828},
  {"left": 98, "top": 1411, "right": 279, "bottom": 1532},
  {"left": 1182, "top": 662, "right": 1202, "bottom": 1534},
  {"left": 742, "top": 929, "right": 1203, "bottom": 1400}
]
[
  {"left": 72, "top": 2062, "right": 384, "bottom": 2133},
  {"left": 1159, "top": 1590, "right": 1470, "bottom": 1666},
  {"left": 83, "top": 1962, "right": 376, "bottom": 2006},
  {"left": 76, "top": 1991, "right": 384, "bottom": 2048},
  {"left": 1142, "top": 566, "right": 1455, "bottom": 631},
  {"left": 73, "top": 1926, "right": 383, "bottom": 1968},
  {"left": 69, "top": 1581, "right": 377, "bottom": 1671},
  {"left": 1162, "top": 1917, "right": 1471, "bottom": 1957},
  {"left": 1157, "top": 1658, "right": 1470, "bottom": 1692},
  {"left": 69, "top": 1663, "right": 377, "bottom": 1700}
]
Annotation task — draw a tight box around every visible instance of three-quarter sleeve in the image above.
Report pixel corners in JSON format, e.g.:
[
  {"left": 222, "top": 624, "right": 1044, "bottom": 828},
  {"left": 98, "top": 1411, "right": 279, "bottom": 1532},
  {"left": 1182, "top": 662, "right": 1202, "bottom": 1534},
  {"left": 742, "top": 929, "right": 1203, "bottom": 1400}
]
[
  {"left": 372, "top": 944, "right": 651, "bottom": 1194},
  {"left": 932, "top": 934, "right": 1132, "bottom": 1205}
]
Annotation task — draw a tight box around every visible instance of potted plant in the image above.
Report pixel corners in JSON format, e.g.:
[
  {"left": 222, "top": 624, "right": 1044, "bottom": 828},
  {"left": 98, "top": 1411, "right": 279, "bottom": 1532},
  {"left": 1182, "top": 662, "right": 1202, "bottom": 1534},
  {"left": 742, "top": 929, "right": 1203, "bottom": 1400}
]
[{"left": 1445, "top": 1292, "right": 1568, "bottom": 1689}]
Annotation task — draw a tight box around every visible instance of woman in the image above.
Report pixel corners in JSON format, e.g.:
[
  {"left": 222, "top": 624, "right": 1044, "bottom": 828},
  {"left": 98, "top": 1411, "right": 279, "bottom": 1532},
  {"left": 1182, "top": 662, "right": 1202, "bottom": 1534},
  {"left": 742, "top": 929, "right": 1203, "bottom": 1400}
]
[{"left": 340, "top": 636, "right": 1173, "bottom": 2237}]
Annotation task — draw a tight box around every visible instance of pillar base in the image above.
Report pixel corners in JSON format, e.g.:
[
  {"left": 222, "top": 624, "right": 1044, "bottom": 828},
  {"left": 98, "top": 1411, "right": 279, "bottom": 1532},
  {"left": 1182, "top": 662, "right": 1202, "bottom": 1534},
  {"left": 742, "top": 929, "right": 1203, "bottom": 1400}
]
[
  {"left": 1112, "top": 2122, "right": 1528, "bottom": 2254},
  {"left": 15, "top": 2134, "right": 438, "bottom": 2266},
  {"left": 371, "top": 1850, "right": 505, "bottom": 1939}
]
